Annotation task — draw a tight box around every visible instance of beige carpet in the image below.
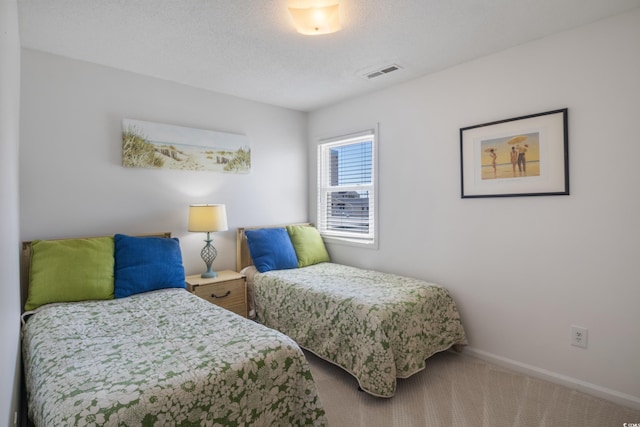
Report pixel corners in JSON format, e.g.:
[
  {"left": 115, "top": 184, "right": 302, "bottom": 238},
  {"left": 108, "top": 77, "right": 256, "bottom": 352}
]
[{"left": 305, "top": 350, "right": 640, "bottom": 427}]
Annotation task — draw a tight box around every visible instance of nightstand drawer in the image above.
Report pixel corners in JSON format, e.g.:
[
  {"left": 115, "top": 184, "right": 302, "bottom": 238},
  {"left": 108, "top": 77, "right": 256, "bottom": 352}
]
[
  {"left": 193, "top": 278, "right": 245, "bottom": 308},
  {"left": 186, "top": 271, "right": 248, "bottom": 318}
]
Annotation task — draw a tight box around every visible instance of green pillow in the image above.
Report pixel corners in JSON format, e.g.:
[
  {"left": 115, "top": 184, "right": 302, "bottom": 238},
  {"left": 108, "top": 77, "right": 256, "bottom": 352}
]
[
  {"left": 25, "top": 237, "right": 115, "bottom": 311},
  {"left": 286, "top": 225, "right": 330, "bottom": 267}
]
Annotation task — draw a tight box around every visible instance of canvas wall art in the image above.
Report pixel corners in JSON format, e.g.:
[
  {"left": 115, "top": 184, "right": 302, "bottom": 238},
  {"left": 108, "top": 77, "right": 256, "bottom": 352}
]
[{"left": 122, "top": 119, "right": 251, "bottom": 173}]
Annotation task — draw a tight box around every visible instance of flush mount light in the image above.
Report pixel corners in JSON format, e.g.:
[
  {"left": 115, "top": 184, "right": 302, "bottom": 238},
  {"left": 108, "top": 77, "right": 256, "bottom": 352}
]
[{"left": 288, "top": 0, "right": 341, "bottom": 35}]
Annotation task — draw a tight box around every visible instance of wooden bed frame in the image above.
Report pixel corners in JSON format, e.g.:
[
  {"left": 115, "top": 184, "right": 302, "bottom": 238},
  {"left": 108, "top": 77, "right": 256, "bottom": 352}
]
[
  {"left": 236, "top": 223, "right": 311, "bottom": 272},
  {"left": 20, "top": 232, "right": 172, "bottom": 312}
]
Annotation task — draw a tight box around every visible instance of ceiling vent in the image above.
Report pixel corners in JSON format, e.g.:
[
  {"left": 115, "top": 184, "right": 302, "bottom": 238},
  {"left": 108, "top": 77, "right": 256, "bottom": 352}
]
[{"left": 361, "top": 64, "right": 403, "bottom": 80}]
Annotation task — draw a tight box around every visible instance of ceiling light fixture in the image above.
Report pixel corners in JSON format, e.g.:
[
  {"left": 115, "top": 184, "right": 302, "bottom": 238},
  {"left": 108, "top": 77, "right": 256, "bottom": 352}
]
[{"left": 288, "top": 0, "right": 341, "bottom": 35}]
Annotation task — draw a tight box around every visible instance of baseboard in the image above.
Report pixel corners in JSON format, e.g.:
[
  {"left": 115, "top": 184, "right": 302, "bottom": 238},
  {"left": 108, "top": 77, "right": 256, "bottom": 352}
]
[{"left": 462, "top": 346, "right": 640, "bottom": 411}]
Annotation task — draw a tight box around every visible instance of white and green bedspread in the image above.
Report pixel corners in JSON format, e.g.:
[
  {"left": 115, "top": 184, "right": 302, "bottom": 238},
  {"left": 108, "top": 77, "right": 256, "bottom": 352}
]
[
  {"left": 252, "top": 263, "right": 468, "bottom": 398},
  {"left": 22, "top": 288, "right": 327, "bottom": 426}
]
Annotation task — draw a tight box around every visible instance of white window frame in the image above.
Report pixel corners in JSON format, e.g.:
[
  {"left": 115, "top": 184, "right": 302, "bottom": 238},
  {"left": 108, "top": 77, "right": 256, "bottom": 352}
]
[{"left": 317, "top": 127, "right": 377, "bottom": 248}]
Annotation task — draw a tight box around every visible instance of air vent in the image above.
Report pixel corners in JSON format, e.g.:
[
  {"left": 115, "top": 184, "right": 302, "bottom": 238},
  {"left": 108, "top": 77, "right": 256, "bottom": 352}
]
[{"left": 361, "top": 64, "right": 403, "bottom": 80}]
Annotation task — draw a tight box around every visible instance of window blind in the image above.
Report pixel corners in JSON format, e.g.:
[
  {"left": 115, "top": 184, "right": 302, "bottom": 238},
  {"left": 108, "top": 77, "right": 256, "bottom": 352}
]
[{"left": 317, "top": 131, "right": 375, "bottom": 244}]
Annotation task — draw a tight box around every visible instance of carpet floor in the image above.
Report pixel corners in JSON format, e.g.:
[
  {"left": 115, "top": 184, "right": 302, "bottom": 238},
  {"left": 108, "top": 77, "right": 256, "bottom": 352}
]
[{"left": 305, "top": 349, "right": 640, "bottom": 427}]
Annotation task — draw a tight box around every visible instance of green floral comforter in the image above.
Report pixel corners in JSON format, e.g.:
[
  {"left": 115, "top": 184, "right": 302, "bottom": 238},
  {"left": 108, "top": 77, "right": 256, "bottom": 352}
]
[
  {"left": 22, "top": 288, "right": 327, "bottom": 426},
  {"left": 253, "top": 263, "right": 468, "bottom": 398}
]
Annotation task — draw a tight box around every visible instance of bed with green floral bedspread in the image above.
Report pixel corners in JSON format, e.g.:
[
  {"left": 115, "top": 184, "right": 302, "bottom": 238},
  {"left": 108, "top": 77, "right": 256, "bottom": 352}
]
[
  {"left": 22, "top": 288, "right": 327, "bottom": 426},
  {"left": 252, "top": 262, "right": 468, "bottom": 398}
]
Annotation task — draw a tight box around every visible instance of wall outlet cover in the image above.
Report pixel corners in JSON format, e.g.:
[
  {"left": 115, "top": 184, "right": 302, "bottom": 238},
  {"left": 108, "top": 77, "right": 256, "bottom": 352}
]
[{"left": 571, "top": 325, "right": 588, "bottom": 349}]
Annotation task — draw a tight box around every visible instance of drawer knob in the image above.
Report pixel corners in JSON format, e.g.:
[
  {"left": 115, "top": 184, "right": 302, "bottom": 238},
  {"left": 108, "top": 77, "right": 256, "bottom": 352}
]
[{"left": 211, "top": 290, "right": 231, "bottom": 299}]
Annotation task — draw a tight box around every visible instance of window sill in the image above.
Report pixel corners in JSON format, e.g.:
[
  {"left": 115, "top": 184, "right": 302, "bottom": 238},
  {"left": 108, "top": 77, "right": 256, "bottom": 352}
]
[{"left": 321, "top": 234, "right": 378, "bottom": 250}]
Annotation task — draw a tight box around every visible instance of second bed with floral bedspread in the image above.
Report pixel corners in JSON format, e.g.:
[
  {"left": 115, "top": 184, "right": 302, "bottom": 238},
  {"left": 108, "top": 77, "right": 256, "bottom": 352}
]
[
  {"left": 252, "top": 262, "right": 468, "bottom": 398},
  {"left": 22, "top": 288, "right": 327, "bottom": 426}
]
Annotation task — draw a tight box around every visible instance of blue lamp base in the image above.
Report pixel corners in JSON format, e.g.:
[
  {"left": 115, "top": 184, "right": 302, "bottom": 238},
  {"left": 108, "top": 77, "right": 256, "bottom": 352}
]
[
  {"left": 200, "top": 233, "right": 219, "bottom": 279},
  {"left": 201, "top": 270, "right": 218, "bottom": 278}
]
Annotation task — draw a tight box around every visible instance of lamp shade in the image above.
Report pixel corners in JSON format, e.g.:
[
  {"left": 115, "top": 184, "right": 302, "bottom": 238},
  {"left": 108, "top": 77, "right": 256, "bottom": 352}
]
[
  {"left": 188, "top": 204, "right": 228, "bottom": 232},
  {"left": 288, "top": 1, "right": 341, "bottom": 35}
]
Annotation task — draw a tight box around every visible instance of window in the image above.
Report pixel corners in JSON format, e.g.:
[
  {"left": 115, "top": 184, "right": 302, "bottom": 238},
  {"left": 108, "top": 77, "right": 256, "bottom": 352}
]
[{"left": 317, "top": 129, "right": 376, "bottom": 246}]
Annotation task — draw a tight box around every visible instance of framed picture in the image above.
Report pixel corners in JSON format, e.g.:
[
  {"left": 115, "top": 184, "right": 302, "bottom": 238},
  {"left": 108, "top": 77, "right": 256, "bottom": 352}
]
[{"left": 460, "top": 108, "right": 568, "bottom": 198}]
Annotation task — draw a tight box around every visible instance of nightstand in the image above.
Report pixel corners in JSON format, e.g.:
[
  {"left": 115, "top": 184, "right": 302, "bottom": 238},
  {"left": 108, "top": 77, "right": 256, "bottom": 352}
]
[{"left": 186, "top": 270, "right": 247, "bottom": 318}]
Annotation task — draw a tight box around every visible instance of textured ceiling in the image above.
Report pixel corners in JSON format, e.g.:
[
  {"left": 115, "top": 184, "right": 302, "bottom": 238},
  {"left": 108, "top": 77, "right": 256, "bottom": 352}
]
[{"left": 18, "top": 0, "right": 640, "bottom": 112}]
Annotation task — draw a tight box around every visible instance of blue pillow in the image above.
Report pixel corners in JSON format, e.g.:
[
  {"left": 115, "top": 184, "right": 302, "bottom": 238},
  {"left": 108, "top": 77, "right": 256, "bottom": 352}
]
[
  {"left": 114, "top": 234, "right": 185, "bottom": 298},
  {"left": 245, "top": 228, "right": 298, "bottom": 273}
]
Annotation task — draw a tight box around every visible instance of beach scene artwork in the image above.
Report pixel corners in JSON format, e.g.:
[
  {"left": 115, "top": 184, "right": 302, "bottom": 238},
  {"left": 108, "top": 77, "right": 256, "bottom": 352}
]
[
  {"left": 122, "top": 119, "right": 251, "bottom": 173},
  {"left": 480, "top": 132, "right": 540, "bottom": 180}
]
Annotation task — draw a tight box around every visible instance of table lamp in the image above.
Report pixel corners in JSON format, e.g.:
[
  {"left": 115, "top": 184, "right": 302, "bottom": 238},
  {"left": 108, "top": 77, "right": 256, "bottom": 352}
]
[{"left": 188, "top": 204, "right": 228, "bottom": 278}]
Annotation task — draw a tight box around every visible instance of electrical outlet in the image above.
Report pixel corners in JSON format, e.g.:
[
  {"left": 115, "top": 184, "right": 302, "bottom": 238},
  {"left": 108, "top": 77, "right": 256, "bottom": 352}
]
[{"left": 571, "top": 325, "right": 588, "bottom": 348}]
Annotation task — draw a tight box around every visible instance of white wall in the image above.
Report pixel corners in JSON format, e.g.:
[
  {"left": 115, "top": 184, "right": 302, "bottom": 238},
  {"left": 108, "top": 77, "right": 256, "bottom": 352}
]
[
  {"left": 20, "top": 50, "right": 309, "bottom": 275},
  {"left": 0, "top": 1, "right": 22, "bottom": 425},
  {"left": 309, "top": 9, "right": 640, "bottom": 408}
]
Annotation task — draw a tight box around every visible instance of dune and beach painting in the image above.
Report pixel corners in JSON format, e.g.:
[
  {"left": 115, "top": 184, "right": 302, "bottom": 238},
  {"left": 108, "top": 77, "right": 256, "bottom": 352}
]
[
  {"left": 480, "top": 132, "right": 540, "bottom": 180},
  {"left": 122, "top": 119, "right": 250, "bottom": 173}
]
